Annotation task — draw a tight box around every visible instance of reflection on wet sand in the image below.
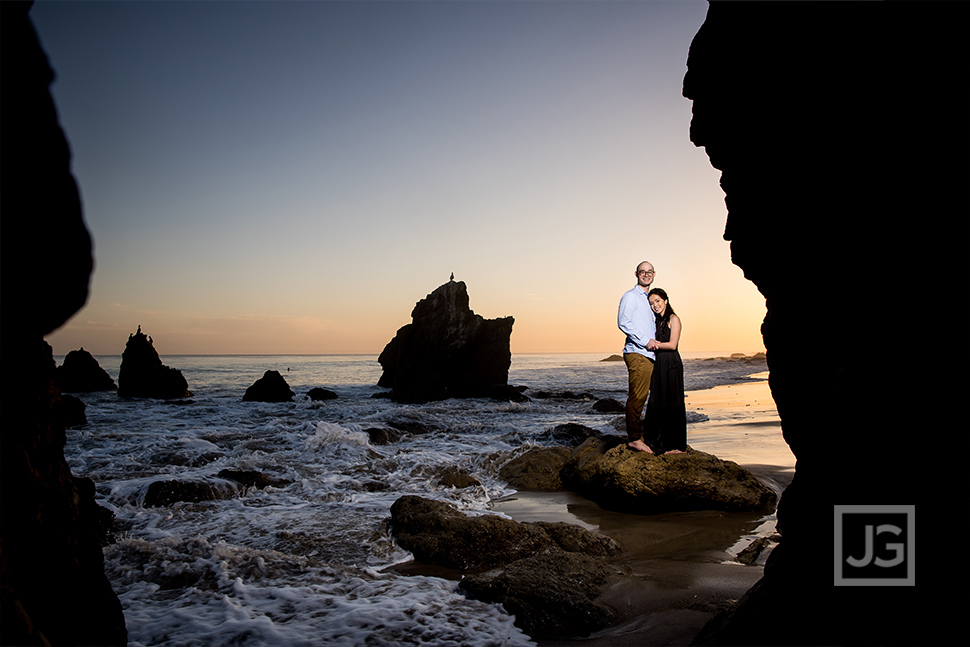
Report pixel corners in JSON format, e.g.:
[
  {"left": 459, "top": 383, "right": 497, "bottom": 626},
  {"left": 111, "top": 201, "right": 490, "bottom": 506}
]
[{"left": 494, "top": 379, "right": 793, "bottom": 646}]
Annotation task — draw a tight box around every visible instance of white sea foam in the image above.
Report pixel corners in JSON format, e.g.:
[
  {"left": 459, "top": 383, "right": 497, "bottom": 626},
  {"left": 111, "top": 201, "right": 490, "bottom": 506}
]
[
  {"left": 304, "top": 421, "right": 372, "bottom": 450},
  {"left": 109, "top": 536, "right": 533, "bottom": 647},
  {"left": 60, "top": 353, "right": 766, "bottom": 645}
]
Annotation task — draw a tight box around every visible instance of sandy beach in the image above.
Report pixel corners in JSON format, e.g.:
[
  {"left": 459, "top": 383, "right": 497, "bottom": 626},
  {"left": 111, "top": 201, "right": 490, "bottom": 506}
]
[{"left": 493, "top": 377, "right": 794, "bottom": 646}]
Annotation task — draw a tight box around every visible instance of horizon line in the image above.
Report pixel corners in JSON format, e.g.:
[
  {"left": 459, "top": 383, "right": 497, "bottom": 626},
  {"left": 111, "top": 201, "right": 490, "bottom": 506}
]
[{"left": 53, "top": 350, "right": 767, "bottom": 358}]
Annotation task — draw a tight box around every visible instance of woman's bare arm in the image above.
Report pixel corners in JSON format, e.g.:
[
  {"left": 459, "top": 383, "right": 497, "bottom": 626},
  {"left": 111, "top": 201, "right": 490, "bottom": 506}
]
[{"left": 655, "top": 315, "right": 681, "bottom": 351}]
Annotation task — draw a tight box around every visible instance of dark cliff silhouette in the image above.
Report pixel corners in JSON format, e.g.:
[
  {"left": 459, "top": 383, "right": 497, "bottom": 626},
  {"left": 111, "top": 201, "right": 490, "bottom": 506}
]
[
  {"left": 684, "top": 2, "right": 965, "bottom": 645},
  {"left": 0, "top": 2, "right": 127, "bottom": 644}
]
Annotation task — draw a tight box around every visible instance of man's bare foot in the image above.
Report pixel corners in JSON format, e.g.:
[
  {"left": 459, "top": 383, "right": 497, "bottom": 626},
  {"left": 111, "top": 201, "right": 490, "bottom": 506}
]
[{"left": 627, "top": 439, "right": 654, "bottom": 453}]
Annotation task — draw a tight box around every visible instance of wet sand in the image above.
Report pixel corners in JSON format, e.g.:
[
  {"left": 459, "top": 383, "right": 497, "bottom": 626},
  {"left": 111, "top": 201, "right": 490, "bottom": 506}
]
[{"left": 493, "top": 378, "right": 794, "bottom": 646}]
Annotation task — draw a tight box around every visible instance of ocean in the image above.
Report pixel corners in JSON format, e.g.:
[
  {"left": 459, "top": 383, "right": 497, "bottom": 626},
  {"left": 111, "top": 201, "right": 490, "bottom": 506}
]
[{"left": 60, "top": 352, "right": 773, "bottom": 647}]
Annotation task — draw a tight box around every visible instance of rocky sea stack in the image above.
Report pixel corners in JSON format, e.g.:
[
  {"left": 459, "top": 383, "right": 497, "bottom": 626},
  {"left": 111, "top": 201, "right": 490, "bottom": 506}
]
[
  {"left": 55, "top": 347, "right": 117, "bottom": 392},
  {"left": 117, "top": 327, "right": 191, "bottom": 399},
  {"left": 377, "top": 280, "right": 514, "bottom": 403}
]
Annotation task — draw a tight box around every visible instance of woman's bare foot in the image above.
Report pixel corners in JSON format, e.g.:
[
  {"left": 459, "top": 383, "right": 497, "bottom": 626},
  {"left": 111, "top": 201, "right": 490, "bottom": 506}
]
[
  {"left": 627, "top": 439, "right": 654, "bottom": 453},
  {"left": 663, "top": 449, "right": 684, "bottom": 455}
]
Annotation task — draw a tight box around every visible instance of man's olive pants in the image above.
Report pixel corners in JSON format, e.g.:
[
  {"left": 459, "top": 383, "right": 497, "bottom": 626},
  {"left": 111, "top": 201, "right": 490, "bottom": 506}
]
[{"left": 624, "top": 352, "right": 654, "bottom": 441}]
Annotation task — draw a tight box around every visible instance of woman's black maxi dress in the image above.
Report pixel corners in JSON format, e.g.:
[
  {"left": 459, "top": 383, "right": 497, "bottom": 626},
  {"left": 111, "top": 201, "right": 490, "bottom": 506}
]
[{"left": 643, "top": 317, "right": 686, "bottom": 453}]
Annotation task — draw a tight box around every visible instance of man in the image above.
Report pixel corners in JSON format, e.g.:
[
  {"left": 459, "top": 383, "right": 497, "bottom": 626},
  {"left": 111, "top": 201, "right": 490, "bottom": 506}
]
[{"left": 618, "top": 261, "right": 661, "bottom": 452}]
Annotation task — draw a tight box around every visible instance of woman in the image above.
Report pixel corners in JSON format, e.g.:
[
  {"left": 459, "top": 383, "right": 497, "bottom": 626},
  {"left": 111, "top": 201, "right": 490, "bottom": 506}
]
[{"left": 643, "top": 288, "right": 687, "bottom": 454}]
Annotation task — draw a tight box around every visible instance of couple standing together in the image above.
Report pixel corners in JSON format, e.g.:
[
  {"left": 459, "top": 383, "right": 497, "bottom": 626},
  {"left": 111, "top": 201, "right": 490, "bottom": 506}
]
[{"left": 617, "top": 261, "right": 686, "bottom": 454}]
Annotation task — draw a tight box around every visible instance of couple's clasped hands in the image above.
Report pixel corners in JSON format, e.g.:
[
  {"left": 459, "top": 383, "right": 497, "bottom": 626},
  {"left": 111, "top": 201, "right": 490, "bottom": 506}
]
[{"left": 646, "top": 339, "right": 661, "bottom": 351}]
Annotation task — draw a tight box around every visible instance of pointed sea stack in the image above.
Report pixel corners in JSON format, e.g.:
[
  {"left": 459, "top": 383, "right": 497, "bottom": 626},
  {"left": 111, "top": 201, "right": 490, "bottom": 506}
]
[
  {"left": 55, "top": 348, "right": 116, "bottom": 392},
  {"left": 117, "top": 327, "right": 190, "bottom": 399},
  {"left": 378, "top": 281, "right": 514, "bottom": 403}
]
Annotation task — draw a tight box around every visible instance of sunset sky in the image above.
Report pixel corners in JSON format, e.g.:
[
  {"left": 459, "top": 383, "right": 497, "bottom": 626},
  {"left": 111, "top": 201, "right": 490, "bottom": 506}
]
[{"left": 31, "top": 0, "right": 766, "bottom": 357}]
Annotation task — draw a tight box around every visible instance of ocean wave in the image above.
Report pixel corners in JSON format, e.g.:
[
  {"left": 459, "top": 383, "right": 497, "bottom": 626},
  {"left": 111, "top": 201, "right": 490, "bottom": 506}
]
[
  {"left": 108, "top": 536, "right": 533, "bottom": 647},
  {"left": 62, "top": 353, "right": 765, "bottom": 645}
]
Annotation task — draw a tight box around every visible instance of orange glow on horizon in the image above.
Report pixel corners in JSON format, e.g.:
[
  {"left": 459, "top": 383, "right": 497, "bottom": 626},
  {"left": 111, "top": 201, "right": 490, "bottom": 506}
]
[{"left": 44, "top": 297, "right": 766, "bottom": 358}]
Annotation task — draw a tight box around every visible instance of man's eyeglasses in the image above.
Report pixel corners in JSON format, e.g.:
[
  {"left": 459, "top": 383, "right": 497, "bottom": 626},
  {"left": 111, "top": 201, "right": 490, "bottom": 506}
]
[{"left": 637, "top": 270, "right": 655, "bottom": 276}]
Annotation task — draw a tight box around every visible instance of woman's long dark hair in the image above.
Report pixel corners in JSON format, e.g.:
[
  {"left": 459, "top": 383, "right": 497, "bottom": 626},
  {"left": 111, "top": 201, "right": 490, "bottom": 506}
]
[{"left": 648, "top": 288, "right": 675, "bottom": 329}]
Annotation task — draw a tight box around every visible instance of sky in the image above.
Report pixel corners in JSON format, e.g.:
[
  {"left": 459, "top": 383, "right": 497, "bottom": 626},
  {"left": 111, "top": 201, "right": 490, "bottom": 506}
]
[{"left": 30, "top": 0, "right": 767, "bottom": 357}]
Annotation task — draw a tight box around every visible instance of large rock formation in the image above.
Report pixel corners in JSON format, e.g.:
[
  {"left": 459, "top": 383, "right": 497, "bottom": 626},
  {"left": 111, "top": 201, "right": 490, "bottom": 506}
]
[
  {"left": 390, "top": 495, "right": 621, "bottom": 572},
  {"left": 683, "top": 2, "right": 964, "bottom": 645},
  {"left": 55, "top": 348, "right": 117, "bottom": 392},
  {"left": 500, "top": 434, "right": 776, "bottom": 513},
  {"left": 0, "top": 3, "right": 127, "bottom": 644},
  {"left": 377, "top": 280, "right": 515, "bottom": 403},
  {"left": 562, "top": 438, "right": 776, "bottom": 515},
  {"left": 389, "top": 495, "right": 620, "bottom": 638},
  {"left": 117, "top": 327, "right": 191, "bottom": 399}
]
